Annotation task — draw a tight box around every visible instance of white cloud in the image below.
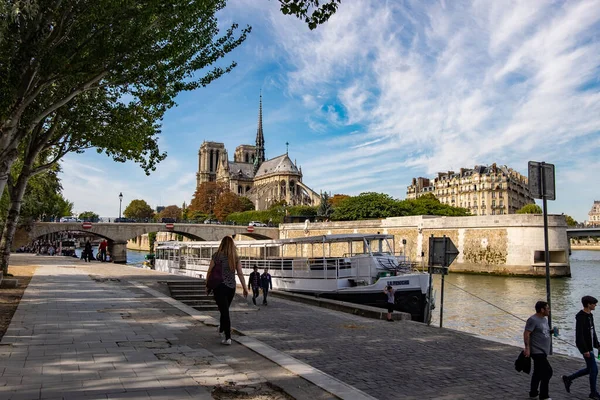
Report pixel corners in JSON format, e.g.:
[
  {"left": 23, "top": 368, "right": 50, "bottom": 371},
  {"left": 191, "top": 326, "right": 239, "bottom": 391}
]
[{"left": 263, "top": 0, "right": 600, "bottom": 221}]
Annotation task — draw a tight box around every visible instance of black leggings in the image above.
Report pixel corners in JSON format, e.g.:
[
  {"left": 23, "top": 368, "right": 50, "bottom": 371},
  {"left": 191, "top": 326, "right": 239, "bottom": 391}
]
[{"left": 213, "top": 284, "right": 236, "bottom": 340}]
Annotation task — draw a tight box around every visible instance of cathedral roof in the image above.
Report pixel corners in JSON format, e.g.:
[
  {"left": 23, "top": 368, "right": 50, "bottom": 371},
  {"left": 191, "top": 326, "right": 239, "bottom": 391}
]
[
  {"left": 254, "top": 154, "right": 300, "bottom": 178},
  {"left": 228, "top": 162, "right": 255, "bottom": 180}
]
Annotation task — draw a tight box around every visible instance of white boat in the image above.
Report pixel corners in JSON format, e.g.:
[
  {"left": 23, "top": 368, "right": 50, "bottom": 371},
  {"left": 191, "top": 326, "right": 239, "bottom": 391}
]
[{"left": 155, "top": 234, "right": 433, "bottom": 322}]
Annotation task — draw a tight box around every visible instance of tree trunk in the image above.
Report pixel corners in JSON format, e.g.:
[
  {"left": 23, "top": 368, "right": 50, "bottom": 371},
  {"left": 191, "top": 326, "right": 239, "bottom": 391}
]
[
  {"left": 0, "top": 144, "right": 20, "bottom": 202},
  {"left": 0, "top": 166, "right": 31, "bottom": 275}
]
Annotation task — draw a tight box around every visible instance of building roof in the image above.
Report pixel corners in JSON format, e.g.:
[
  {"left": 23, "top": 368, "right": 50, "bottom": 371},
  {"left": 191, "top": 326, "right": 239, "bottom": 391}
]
[
  {"left": 254, "top": 154, "right": 300, "bottom": 178},
  {"left": 228, "top": 162, "right": 255, "bottom": 180}
]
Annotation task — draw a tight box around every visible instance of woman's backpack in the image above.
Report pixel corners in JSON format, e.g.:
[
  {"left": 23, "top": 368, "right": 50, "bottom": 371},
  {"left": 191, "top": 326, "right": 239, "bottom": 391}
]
[{"left": 206, "top": 255, "right": 224, "bottom": 291}]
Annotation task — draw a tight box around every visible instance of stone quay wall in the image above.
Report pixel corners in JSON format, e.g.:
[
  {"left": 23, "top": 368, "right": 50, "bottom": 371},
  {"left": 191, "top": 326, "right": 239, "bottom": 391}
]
[{"left": 279, "top": 214, "right": 570, "bottom": 277}]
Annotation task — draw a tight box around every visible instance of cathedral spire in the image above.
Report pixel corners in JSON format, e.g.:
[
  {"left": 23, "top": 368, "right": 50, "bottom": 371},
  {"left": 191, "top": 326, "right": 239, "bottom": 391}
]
[{"left": 254, "top": 92, "right": 266, "bottom": 173}]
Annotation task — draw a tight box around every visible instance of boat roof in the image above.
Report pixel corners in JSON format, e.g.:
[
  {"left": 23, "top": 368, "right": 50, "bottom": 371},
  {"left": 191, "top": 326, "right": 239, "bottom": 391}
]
[{"left": 157, "top": 233, "right": 394, "bottom": 249}]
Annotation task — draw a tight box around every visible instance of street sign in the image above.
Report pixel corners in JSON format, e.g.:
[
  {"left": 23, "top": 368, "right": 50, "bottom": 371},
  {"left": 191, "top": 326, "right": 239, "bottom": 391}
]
[
  {"left": 426, "top": 235, "right": 459, "bottom": 329},
  {"left": 165, "top": 223, "right": 174, "bottom": 230},
  {"left": 429, "top": 236, "right": 459, "bottom": 267},
  {"left": 82, "top": 222, "right": 92, "bottom": 229},
  {"left": 528, "top": 161, "right": 556, "bottom": 200},
  {"left": 247, "top": 226, "right": 255, "bottom": 233}
]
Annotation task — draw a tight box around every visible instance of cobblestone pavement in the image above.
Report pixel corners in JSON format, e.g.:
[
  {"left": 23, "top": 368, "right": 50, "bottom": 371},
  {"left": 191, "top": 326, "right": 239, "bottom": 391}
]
[
  {"left": 0, "top": 256, "right": 336, "bottom": 400},
  {"left": 215, "top": 294, "right": 596, "bottom": 400}
]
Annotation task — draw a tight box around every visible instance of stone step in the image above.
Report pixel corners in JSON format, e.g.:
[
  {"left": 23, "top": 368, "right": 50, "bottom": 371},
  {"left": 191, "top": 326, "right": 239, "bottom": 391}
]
[
  {"left": 172, "top": 294, "right": 213, "bottom": 301},
  {"left": 192, "top": 304, "right": 220, "bottom": 311},
  {"left": 166, "top": 281, "right": 206, "bottom": 287},
  {"left": 178, "top": 299, "right": 217, "bottom": 306},
  {"left": 169, "top": 289, "right": 206, "bottom": 296}
]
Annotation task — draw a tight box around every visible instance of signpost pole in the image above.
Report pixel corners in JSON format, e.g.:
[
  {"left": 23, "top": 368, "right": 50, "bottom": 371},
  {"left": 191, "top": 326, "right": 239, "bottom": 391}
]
[
  {"left": 425, "top": 235, "right": 434, "bottom": 325},
  {"left": 541, "top": 162, "right": 553, "bottom": 354},
  {"left": 440, "top": 236, "right": 447, "bottom": 328}
]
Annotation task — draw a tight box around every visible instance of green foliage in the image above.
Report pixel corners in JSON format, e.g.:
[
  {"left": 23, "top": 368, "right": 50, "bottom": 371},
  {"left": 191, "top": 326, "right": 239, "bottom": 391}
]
[
  {"left": 565, "top": 215, "right": 578, "bottom": 227},
  {"left": 317, "top": 192, "right": 333, "bottom": 217},
  {"left": 287, "top": 205, "right": 318, "bottom": 216},
  {"left": 78, "top": 211, "right": 99, "bottom": 222},
  {"left": 331, "top": 192, "right": 469, "bottom": 221},
  {"left": 188, "top": 210, "right": 209, "bottom": 223},
  {"left": 516, "top": 203, "right": 543, "bottom": 214},
  {"left": 401, "top": 193, "right": 470, "bottom": 217},
  {"left": 148, "top": 232, "right": 157, "bottom": 251},
  {"left": 123, "top": 199, "right": 155, "bottom": 220},
  {"left": 3, "top": 165, "right": 74, "bottom": 223},
  {"left": 227, "top": 210, "right": 280, "bottom": 225},
  {"left": 332, "top": 192, "right": 401, "bottom": 220},
  {"left": 239, "top": 197, "right": 255, "bottom": 211},
  {"left": 278, "top": 0, "right": 342, "bottom": 30}
]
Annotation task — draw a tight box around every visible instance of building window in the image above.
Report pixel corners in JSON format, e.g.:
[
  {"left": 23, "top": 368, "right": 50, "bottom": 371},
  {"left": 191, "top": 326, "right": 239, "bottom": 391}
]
[
  {"left": 492, "top": 200, "right": 496, "bottom": 207},
  {"left": 492, "top": 192, "right": 496, "bottom": 198}
]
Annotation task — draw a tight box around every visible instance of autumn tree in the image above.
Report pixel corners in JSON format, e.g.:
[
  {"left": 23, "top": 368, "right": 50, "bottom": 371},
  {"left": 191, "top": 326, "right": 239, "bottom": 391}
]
[
  {"left": 123, "top": 200, "right": 155, "bottom": 220},
  {"left": 516, "top": 204, "right": 543, "bottom": 214},
  {"left": 158, "top": 205, "right": 182, "bottom": 221},
  {"left": 189, "top": 182, "right": 229, "bottom": 215},
  {"left": 214, "top": 192, "right": 244, "bottom": 221}
]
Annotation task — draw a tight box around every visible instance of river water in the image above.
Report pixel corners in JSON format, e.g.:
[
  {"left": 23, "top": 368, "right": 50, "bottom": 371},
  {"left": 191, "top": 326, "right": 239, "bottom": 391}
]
[{"left": 430, "top": 250, "right": 600, "bottom": 356}]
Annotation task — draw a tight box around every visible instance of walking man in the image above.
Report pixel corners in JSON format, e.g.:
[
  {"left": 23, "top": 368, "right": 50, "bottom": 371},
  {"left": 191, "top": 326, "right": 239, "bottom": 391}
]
[
  {"left": 562, "top": 296, "right": 600, "bottom": 400},
  {"left": 248, "top": 266, "right": 260, "bottom": 306},
  {"left": 524, "top": 301, "right": 553, "bottom": 400},
  {"left": 260, "top": 268, "right": 272, "bottom": 305},
  {"left": 99, "top": 240, "right": 108, "bottom": 262}
]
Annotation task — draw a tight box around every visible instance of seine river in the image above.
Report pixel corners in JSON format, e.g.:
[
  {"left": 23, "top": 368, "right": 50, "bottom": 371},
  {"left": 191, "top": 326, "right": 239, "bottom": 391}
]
[
  {"left": 430, "top": 250, "right": 600, "bottom": 356},
  {"left": 117, "top": 248, "right": 596, "bottom": 356}
]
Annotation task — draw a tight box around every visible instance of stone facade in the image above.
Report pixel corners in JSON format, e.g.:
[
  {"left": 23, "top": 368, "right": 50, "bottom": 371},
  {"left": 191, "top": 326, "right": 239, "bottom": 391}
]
[
  {"left": 196, "top": 95, "right": 321, "bottom": 210},
  {"left": 587, "top": 201, "right": 600, "bottom": 226},
  {"left": 406, "top": 163, "right": 535, "bottom": 216},
  {"left": 279, "top": 214, "right": 570, "bottom": 276}
]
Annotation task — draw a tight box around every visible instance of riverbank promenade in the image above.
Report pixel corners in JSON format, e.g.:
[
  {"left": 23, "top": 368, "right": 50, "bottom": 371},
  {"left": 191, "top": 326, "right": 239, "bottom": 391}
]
[{"left": 0, "top": 255, "right": 595, "bottom": 400}]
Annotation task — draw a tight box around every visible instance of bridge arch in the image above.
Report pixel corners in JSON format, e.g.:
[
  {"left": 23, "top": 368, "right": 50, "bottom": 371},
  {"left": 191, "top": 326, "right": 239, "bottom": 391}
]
[{"left": 17, "top": 222, "right": 280, "bottom": 263}]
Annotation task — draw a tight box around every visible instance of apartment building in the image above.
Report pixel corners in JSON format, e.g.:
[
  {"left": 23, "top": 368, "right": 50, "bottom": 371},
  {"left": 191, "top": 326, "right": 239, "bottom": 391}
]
[{"left": 406, "top": 164, "right": 535, "bottom": 216}]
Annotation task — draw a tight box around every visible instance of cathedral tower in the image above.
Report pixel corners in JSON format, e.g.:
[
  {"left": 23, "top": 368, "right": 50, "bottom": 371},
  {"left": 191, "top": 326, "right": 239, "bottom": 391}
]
[{"left": 254, "top": 94, "right": 265, "bottom": 173}]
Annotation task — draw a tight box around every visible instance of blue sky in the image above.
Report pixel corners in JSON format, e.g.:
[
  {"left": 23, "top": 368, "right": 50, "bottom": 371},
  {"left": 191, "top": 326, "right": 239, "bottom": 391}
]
[{"left": 60, "top": 0, "right": 600, "bottom": 222}]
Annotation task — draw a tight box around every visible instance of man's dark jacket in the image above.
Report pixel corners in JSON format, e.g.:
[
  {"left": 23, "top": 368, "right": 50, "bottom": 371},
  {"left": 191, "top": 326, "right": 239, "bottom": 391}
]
[
  {"left": 515, "top": 351, "right": 531, "bottom": 374},
  {"left": 248, "top": 271, "right": 260, "bottom": 288},
  {"left": 575, "top": 310, "right": 600, "bottom": 354}
]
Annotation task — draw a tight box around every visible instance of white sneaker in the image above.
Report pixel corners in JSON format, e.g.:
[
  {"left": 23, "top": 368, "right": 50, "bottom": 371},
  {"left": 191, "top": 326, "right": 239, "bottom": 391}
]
[
  {"left": 221, "top": 338, "right": 232, "bottom": 345},
  {"left": 217, "top": 326, "right": 224, "bottom": 338}
]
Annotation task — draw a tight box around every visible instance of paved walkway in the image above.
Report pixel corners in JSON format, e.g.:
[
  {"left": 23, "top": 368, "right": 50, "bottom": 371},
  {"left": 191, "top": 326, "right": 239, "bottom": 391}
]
[
  {"left": 1, "top": 255, "right": 598, "bottom": 399},
  {"left": 0, "top": 255, "right": 340, "bottom": 400}
]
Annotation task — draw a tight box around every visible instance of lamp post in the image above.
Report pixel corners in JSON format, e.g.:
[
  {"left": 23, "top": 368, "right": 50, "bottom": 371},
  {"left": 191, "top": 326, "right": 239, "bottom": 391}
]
[{"left": 118, "top": 192, "right": 123, "bottom": 220}]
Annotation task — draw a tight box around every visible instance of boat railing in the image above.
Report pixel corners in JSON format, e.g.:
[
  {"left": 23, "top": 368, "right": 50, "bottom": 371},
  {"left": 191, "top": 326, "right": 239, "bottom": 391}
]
[{"left": 239, "top": 257, "right": 352, "bottom": 279}]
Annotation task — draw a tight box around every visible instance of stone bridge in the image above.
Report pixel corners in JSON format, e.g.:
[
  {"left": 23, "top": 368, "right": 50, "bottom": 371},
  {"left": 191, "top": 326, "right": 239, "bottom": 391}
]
[
  {"left": 566, "top": 227, "right": 600, "bottom": 238},
  {"left": 15, "top": 222, "right": 279, "bottom": 263}
]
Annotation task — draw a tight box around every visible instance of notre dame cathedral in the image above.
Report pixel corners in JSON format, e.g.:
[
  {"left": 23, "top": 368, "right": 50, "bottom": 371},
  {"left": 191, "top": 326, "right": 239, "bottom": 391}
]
[{"left": 196, "top": 95, "right": 321, "bottom": 210}]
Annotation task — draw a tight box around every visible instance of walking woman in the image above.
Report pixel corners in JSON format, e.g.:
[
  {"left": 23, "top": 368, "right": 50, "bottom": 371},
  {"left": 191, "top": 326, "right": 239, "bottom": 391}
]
[{"left": 206, "top": 236, "right": 248, "bottom": 345}]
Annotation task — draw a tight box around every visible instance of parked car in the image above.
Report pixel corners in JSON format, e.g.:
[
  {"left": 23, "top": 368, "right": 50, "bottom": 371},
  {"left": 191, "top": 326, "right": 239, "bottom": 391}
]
[
  {"left": 59, "top": 216, "right": 80, "bottom": 223},
  {"left": 248, "top": 221, "right": 267, "bottom": 227},
  {"left": 160, "top": 217, "right": 176, "bottom": 223},
  {"left": 204, "top": 219, "right": 220, "bottom": 224},
  {"left": 114, "top": 217, "right": 134, "bottom": 223}
]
